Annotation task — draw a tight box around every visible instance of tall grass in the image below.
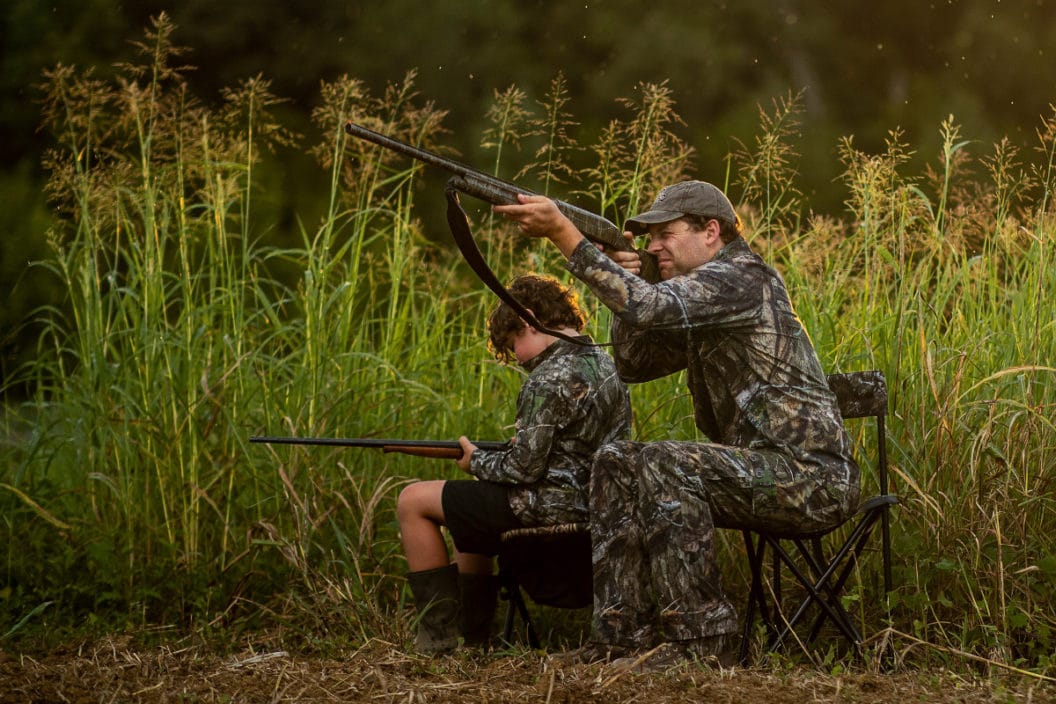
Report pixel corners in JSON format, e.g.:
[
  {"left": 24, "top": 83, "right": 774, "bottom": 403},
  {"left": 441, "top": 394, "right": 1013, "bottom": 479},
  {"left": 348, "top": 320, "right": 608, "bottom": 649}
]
[
  {"left": 783, "top": 110, "right": 1056, "bottom": 667},
  {"left": 1, "top": 14, "right": 1054, "bottom": 671}
]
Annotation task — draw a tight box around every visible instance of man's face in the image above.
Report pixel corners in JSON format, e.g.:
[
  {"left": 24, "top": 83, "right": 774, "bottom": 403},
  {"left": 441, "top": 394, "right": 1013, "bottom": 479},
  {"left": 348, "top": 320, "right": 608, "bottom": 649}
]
[{"left": 645, "top": 217, "right": 722, "bottom": 279}]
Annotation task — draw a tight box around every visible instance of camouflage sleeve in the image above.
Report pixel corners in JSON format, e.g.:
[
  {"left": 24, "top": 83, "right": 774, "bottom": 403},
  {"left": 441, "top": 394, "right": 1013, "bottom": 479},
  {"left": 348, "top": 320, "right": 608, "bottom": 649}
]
[
  {"left": 468, "top": 372, "right": 567, "bottom": 485},
  {"left": 610, "top": 316, "right": 688, "bottom": 383},
  {"left": 565, "top": 239, "right": 758, "bottom": 330},
  {"left": 559, "top": 241, "right": 689, "bottom": 381}
]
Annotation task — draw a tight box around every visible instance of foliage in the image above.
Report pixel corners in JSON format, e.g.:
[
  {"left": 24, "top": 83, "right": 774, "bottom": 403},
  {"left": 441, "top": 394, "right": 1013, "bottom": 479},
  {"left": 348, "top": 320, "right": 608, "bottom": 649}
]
[
  {"left": 5, "top": 2, "right": 1056, "bottom": 398},
  {"left": 2, "top": 15, "right": 1055, "bottom": 679}
]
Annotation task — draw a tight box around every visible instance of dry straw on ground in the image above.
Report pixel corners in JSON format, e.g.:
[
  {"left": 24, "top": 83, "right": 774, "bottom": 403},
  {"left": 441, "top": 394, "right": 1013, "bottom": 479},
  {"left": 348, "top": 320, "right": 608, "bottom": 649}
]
[{"left": 2, "top": 636, "right": 1051, "bottom": 704}]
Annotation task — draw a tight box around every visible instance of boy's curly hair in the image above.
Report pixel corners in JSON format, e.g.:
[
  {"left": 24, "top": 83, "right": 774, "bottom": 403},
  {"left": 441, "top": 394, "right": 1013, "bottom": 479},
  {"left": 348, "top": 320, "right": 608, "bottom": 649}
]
[{"left": 487, "top": 274, "right": 586, "bottom": 363}]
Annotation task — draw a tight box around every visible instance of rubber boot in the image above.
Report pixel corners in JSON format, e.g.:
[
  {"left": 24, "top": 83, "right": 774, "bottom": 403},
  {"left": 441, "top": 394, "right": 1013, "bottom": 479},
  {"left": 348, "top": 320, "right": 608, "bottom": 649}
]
[
  {"left": 459, "top": 572, "right": 499, "bottom": 647},
  {"left": 406, "top": 564, "right": 461, "bottom": 654}
]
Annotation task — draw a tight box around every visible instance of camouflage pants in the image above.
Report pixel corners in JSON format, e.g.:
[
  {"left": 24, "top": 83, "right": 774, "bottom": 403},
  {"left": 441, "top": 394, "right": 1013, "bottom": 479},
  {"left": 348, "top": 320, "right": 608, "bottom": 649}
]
[{"left": 589, "top": 440, "right": 839, "bottom": 648}]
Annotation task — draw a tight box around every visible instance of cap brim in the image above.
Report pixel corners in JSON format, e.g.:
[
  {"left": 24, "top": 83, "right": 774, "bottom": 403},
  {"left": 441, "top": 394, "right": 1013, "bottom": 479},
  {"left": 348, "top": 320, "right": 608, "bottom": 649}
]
[{"left": 623, "top": 209, "right": 686, "bottom": 235}]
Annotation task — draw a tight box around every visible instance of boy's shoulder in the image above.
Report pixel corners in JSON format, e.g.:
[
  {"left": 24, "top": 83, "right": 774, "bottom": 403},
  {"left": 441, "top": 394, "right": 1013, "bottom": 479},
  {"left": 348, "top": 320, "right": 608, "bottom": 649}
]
[{"left": 529, "top": 339, "right": 618, "bottom": 380}]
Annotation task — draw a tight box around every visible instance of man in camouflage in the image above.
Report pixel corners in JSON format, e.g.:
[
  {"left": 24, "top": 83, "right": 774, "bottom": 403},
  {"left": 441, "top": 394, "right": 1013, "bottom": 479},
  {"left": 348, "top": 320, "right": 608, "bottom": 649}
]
[{"left": 495, "top": 181, "right": 859, "bottom": 667}]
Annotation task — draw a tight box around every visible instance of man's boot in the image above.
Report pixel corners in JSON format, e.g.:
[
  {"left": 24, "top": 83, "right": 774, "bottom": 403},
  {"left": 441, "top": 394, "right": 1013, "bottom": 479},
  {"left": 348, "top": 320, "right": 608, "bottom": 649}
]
[
  {"left": 459, "top": 572, "right": 499, "bottom": 647},
  {"left": 406, "top": 564, "right": 461, "bottom": 654}
]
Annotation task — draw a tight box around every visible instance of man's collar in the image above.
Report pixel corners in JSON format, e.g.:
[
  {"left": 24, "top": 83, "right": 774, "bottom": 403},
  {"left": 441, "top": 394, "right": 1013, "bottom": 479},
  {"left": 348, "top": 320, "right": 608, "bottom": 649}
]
[{"left": 714, "top": 236, "right": 748, "bottom": 261}]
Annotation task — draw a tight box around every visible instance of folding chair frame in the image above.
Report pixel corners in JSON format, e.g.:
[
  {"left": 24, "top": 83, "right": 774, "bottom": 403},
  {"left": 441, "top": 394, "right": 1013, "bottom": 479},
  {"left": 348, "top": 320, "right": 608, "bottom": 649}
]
[
  {"left": 500, "top": 569, "right": 542, "bottom": 648},
  {"left": 738, "top": 370, "right": 898, "bottom": 664}
]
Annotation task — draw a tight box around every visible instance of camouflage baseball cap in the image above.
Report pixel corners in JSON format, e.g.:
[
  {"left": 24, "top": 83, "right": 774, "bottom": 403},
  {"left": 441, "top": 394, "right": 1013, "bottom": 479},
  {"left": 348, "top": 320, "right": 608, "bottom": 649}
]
[{"left": 624, "top": 180, "right": 737, "bottom": 235}]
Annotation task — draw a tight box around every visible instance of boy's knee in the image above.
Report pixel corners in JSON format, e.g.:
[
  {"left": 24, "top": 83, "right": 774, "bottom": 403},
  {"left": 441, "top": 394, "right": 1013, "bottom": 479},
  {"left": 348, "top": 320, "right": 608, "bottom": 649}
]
[
  {"left": 397, "top": 482, "right": 427, "bottom": 519},
  {"left": 397, "top": 480, "right": 445, "bottom": 524}
]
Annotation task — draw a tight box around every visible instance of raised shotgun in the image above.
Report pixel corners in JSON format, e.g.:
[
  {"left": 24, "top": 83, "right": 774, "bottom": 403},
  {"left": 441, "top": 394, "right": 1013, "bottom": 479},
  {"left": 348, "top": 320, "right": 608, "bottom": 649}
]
[{"left": 344, "top": 121, "right": 660, "bottom": 283}]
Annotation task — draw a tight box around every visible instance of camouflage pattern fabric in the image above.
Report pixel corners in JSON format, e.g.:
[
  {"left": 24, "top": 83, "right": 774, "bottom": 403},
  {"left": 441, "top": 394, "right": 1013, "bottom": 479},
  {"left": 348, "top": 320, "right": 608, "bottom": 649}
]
[
  {"left": 470, "top": 336, "right": 632, "bottom": 526},
  {"left": 565, "top": 237, "right": 860, "bottom": 645}
]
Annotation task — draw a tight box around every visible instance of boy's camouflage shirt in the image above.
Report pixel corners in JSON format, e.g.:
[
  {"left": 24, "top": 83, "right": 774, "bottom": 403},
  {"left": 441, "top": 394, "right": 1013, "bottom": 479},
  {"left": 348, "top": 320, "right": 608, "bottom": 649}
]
[
  {"left": 566, "top": 237, "right": 859, "bottom": 524},
  {"left": 469, "top": 336, "right": 632, "bottom": 525}
]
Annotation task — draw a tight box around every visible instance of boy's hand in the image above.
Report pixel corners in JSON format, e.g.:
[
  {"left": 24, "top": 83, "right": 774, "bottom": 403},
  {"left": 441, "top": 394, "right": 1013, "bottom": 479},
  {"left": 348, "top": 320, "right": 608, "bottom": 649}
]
[{"left": 456, "top": 435, "right": 477, "bottom": 473}]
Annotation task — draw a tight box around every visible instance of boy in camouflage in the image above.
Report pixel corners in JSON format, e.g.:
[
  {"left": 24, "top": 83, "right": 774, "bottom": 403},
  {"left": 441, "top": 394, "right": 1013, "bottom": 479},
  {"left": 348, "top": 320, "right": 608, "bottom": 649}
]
[
  {"left": 396, "top": 274, "right": 632, "bottom": 654},
  {"left": 495, "top": 181, "right": 859, "bottom": 668}
]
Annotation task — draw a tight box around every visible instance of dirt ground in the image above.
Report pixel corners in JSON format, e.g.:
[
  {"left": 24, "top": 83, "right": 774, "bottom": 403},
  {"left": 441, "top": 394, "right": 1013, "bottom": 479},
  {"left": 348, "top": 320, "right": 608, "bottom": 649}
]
[{"left": 1, "top": 637, "right": 1052, "bottom": 704}]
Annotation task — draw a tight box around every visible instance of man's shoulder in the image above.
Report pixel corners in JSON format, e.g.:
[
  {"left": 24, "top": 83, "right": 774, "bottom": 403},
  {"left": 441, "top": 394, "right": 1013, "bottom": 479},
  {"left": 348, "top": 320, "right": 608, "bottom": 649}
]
[
  {"left": 682, "top": 241, "right": 774, "bottom": 296},
  {"left": 718, "top": 237, "right": 770, "bottom": 268},
  {"left": 704, "top": 238, "right": 786, "bottom": 291}
]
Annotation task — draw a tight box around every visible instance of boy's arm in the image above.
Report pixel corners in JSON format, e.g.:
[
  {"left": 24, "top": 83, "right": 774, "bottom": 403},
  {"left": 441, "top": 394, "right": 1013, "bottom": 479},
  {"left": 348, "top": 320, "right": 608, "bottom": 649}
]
[{"left": 469, "top": 378, "right": 565, "bottom": 485}]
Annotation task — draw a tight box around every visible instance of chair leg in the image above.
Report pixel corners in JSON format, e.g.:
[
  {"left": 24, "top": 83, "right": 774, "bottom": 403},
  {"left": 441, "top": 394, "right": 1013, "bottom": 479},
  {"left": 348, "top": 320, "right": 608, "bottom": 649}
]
[
  {"left": 762, "top": 532, "right": 864, "bottom": 652},
  {"left": 772, "top": 510, "right": 888, "bottom": 653},
  {"left": 806, "top": 508, "right": 889, "bottom": 646},
  {"left": 499, "top": 572, "right": 540, "bottom": 648},
  {"left": 798, "top": 537, "right": 859, "bottom": 647},
  {"left": 741, "top": 530, "right": 780, "bottom": 664},
  {"left": 739, "top": 532, "right": 760, "bottom": 664}
]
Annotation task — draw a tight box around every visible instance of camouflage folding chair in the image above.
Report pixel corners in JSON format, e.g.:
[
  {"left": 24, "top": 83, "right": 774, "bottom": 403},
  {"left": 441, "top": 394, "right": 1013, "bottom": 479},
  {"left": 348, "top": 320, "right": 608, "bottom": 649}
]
[
  {"left": 497, "top": 522, "right": 592, "bottom": 648},
  {"left": 738, "top": 370, "right": 898, "bottom": 663}
]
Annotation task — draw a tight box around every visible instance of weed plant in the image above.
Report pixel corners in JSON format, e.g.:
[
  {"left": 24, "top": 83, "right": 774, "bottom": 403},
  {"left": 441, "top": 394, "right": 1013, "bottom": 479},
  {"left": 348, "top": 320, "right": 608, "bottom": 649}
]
[{"left": 1, "top": 14, "right": 1054, "bottom": 673}]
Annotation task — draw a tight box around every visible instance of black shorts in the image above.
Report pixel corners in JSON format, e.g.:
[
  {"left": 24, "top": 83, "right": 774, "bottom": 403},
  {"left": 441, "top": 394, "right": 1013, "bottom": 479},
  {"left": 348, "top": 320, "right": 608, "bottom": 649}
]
[{"left": 441, "top": 479, "right": 524, "bottom": 556}]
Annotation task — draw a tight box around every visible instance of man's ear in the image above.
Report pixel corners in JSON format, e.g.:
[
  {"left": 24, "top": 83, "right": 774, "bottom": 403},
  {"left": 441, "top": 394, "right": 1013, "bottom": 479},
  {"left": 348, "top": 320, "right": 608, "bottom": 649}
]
[{"left": 704, "top": 218, "right": 723, "bottom": 244}]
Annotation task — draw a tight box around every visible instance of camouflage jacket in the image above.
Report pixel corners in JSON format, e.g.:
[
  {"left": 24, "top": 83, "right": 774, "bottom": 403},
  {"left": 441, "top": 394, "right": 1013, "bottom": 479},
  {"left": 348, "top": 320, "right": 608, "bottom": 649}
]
[
  {"left": 469, "top": 336, "right": 632, "bottom": 525},
  {"left": 565, "top": 238, "right": 859, "bottom": 513}
]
